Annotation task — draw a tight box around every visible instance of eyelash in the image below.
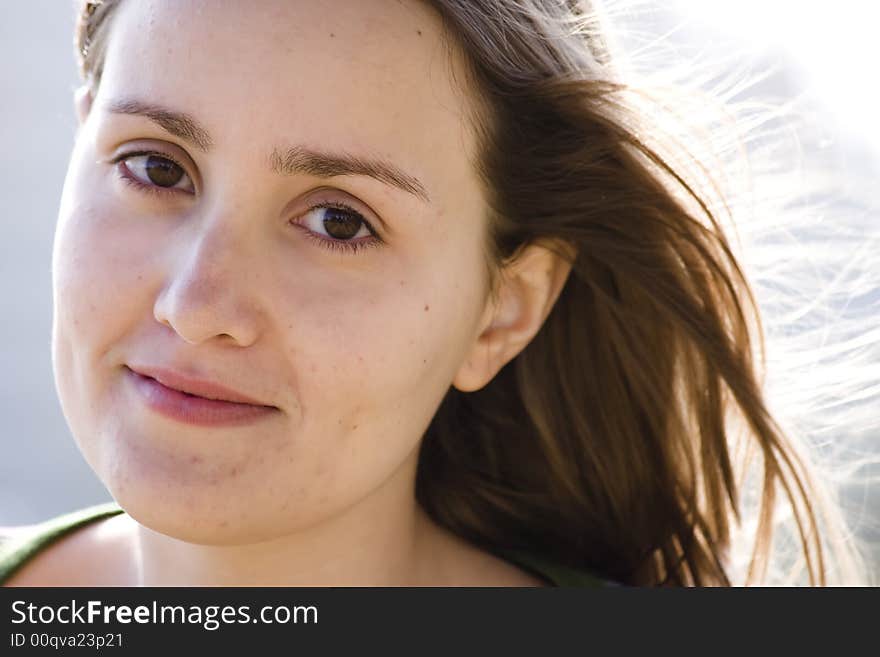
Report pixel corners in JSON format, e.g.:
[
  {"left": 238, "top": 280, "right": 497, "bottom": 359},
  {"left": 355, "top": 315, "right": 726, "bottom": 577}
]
[
  {"left": 110, "top": 150, "right": 383, "bottom": 256},
  {"left": 293, "top": 202, "right": 382, "bottom": 255},
  {"left": 111, "top": 150, "right": 193, "bottom": 198}
]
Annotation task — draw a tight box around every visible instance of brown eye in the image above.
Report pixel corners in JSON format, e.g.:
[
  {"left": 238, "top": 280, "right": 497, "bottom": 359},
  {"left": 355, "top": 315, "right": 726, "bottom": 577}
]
[
  {"left": 299, "top": 204, "right": 373, "bottom": 242},
  {"left": 119, "top": 153, "right": 194, "bottom": 192},
  {"left": 291, "top": 201, "right": 382, "bottom": 255},
  {"left": 143, "top": 155, "right": 184, "bottom": 187},
  {"left": 321, "top": 207, "right": 364, "bottom": 240}
]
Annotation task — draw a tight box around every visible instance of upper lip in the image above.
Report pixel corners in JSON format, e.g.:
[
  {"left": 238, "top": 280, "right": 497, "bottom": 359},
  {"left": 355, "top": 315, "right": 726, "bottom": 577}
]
[{"left": 127, "top": 365, "right": 274, "bottom": 407}]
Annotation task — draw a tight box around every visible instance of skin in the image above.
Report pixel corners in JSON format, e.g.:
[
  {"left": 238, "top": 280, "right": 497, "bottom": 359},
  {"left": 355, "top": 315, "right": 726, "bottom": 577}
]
[{"left": 22, "top": 0, "right": 572, "bottom": 586}]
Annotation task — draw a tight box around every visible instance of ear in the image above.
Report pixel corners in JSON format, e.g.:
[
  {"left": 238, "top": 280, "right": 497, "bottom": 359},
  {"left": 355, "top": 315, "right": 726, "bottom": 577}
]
[
  {"left": 452, "top": 240, "right": 575, "bottom": 393},
  {"left": 73, "top": 85, "right": 94, "bottom": 126}
]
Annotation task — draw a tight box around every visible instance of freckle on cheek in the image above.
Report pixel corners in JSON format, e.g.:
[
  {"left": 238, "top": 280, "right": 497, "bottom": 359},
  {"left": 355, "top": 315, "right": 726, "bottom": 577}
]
[{"left": 424, "top": 304, "right": 429, "bottom": 311}]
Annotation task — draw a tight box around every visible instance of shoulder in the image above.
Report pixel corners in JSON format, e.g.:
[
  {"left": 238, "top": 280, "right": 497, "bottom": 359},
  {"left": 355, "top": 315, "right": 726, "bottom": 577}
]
[{"left": 2, "top": 504, "right": 134, "bottom": 587}]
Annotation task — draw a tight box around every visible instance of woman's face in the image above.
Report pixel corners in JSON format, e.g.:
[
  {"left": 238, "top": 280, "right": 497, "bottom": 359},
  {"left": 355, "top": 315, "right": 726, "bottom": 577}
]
[{"left": 53, "top": 0, "right": 493, "bottom": 543}]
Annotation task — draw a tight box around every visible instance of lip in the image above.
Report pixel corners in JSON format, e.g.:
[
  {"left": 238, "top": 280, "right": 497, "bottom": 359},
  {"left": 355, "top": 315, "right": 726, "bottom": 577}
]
[
  {"left": 127, "top": 365, "right": 271, "bottom": 405},
  {"left": 125, "top": 365, "right": 279, "bottom": 427}
]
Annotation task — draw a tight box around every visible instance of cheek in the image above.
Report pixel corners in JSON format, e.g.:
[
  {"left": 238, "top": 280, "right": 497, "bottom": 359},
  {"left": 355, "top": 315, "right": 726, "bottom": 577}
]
[
  {"left": 52, "top": 170, "right": 162, "bottom": 444},
  {"left": 285, "top": 255, "right": 484, "bottom": 429},
  {"left": 297, "top": 276, "right": 451, "bottom": 372},
  {"left": 53, "top": 203, "right": 148, "bottom": 354},
  {"left": 53, "top": 147, "right": 171, "bottom": 346}
]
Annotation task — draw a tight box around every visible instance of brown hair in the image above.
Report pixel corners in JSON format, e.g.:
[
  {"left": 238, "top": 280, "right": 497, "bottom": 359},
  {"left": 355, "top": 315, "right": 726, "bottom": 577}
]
[{"left": 74, "top": 0, "right": 864, "bottom": 585}]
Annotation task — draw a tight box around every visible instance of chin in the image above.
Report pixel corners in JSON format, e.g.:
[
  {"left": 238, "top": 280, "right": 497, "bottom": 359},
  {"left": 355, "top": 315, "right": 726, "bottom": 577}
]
[
  {"left": 112, "top": 491, "right": 284, "bottom": 546},
  {"left": 107, "top": 471, "right": 333, "bottom": 547}
]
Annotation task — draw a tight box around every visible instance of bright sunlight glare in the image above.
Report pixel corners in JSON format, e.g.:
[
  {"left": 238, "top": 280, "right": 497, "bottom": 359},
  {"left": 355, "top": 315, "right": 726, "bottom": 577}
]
[{"left": 673, "top": 0, "right": 880, "bottom": 150}]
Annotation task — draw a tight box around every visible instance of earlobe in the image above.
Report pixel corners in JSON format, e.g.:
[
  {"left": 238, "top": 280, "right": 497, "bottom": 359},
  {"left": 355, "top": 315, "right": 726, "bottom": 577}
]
[
  {"left": 73, "top": 85, "right": 94, "bottom": 126},
  {"left": 452, "top": 241, "right": 575, "bottom": 393}
]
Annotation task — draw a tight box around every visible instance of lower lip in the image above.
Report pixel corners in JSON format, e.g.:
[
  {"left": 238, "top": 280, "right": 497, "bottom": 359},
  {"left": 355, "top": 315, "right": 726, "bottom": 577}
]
[{"left": 126, "top": 369, "right": 279, "bottom": 427}]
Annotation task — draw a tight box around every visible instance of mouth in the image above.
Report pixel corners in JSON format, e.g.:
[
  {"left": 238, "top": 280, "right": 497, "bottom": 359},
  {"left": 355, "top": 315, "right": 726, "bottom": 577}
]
[
  {"left": 125, "top": 365, "right": 276, "bottom": 407},
  {"left": 125, "top": 366, "right": 279, "bottom": 427}
]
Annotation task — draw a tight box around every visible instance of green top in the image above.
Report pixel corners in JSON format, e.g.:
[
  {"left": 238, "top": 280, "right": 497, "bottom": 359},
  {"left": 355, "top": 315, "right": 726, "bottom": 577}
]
[{"left": 0, "top": 502, "right": 613, "bottom": 587}]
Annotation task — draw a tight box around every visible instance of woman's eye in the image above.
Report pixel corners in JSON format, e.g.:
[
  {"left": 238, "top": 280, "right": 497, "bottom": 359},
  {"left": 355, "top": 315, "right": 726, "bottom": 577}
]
[
  {"left": 115, "top": 152, "right": 195, "bottom": 194},
  {"left": 304, "top": 205, "right": 370, "bottom": 240},
  {"left": 293, "top": 203, "right": 382, "bottom": 255}
]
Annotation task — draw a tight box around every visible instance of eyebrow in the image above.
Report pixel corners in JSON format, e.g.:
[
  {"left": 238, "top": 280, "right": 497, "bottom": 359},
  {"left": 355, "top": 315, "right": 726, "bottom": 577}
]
[
  {"left": 268, "top": 146, "right": 429, "bottom": 203},
  {"left": 107, "top": 98, "right": 214, "bottom": 151},
  {"left": 105, "top": 98, "right": 430, "bottom": 203}
]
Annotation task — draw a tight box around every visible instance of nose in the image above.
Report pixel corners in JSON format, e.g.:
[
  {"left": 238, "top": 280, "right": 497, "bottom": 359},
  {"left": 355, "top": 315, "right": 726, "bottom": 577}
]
[{"left": 153, "top": 218, "right": 264, "bottom": 347}]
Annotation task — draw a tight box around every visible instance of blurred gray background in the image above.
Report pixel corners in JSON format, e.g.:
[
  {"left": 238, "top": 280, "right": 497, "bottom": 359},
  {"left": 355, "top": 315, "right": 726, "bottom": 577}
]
[{"left": 2, "top": 1, "right": 878, "bottom": 580}]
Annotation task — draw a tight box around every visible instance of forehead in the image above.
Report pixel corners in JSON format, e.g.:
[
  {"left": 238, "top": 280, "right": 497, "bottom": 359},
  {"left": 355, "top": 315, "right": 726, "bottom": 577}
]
[{"left": 97, "top": 0, "right": 481, "bottom": 204}]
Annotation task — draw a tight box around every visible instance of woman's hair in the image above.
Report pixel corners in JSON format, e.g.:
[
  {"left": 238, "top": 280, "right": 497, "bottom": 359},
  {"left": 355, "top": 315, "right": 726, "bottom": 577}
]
[{"left": 74, "top": 0, "right": 871, "bottom": 585}]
